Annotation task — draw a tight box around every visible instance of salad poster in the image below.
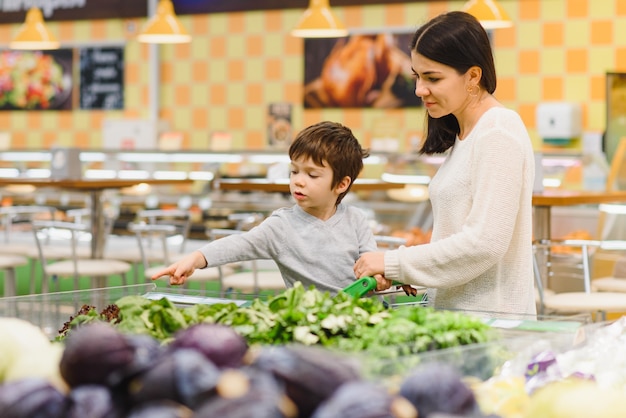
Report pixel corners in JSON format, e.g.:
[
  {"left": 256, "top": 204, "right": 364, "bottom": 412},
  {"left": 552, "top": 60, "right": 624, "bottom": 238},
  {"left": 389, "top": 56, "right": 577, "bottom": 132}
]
[{"left": 0, "top": 49, "right": 74, "bottom": 111}]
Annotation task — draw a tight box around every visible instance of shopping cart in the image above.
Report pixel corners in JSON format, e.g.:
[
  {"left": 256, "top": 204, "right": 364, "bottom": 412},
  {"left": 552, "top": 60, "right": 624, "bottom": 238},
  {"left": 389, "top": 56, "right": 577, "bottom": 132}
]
[{"left": 342, "top": 276, "right": 428, "bottom": 308}]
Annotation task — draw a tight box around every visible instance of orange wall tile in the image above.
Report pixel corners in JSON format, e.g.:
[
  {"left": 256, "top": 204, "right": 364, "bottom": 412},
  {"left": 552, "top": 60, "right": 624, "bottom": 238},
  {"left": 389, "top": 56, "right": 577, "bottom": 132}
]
[
  {"left": 246, "top": 36, "right": 264, "bottom": 56},
  {"left": 228, "top": 108, "right": 245, "bottom": 129},
  {"left": 566, "top": 49, "right": 588, "bottom": 72},
  {"left": 591, "top": 20, "right": 613, "bottom": 44},
  {"left": 192, "top": 61, "right": 208, "bottom": 83},
  {"left": 227, "top": 60, "right": 245, "bottom": 81},
  {"left": 519, "top": 0, "right": 541, "bottom": 19},
  {"left": 519, "top": 50, "right": 540, "bottom": 74},
  {"left": 227, "top": 13, "right": 246, "bottom": 33},
  {"left": 495, "top": 77, "right": 516, "bottom": 101},
  {"left": 175, "top": 86, "right": 191, "bottom": 107},
  {"left": 247, "top": 83, "right": 264, "bottom": 105},
  {"left": 567, "top": 0, "right": 588, "bottom": 18},
  {"left": 616, "top": 47, "right": 626, "bottom": 70},
  {"left": 192, "top": 108, "right": 208, "bottom": 130},
  {"left": 590, "top": 75, "right": 605, "bottom": 101},
  {"left": 210, "top": 37, "right": 226, "bottom": 58},
  {"left": 384, "top": 4, "right": 407, "bottom": 26},
  {"left": 543, "top": 22, "right": 564, "bottom": 46},
  {"left": 542, "top": 76, "right": 564, "bottom": 100},
  {"left": 210, "top": 85, "right": 226, "bottom": 105},
  {"left": 265, "top": 58, "right": 283, "bottom": 80},
  {"left": 264, "top": 10, "right": 283, "bottom": 32}
]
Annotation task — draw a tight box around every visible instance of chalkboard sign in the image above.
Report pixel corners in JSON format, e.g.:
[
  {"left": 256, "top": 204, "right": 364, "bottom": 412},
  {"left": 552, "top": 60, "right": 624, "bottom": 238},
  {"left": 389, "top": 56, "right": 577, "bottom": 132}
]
[{"left": 79, "top": 47, "right": 124, "bottom": 110}]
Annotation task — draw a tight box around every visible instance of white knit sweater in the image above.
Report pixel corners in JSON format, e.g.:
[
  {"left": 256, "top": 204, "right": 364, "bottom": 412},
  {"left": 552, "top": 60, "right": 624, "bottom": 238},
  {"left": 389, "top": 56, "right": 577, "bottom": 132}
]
[{"left": 384, "top": 107, "right": 537, "bottom": 317}]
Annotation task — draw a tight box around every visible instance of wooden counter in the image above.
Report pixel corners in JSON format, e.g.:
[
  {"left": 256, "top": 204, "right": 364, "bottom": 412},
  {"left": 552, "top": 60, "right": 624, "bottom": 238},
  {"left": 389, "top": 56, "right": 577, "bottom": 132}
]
[
  {"left": 533, "top": 190, "right": 626, "bottom": 207},
  {"left": 216, "top": 179, "right": 405, "bottom": 193}
]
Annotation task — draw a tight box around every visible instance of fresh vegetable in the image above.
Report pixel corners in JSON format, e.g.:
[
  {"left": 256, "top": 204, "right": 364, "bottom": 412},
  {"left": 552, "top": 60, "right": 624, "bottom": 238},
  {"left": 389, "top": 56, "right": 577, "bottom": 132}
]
[
  {"left": 310, "top": 380, "right": 417, "bottom": 418},
  {"left": 399, "top": 362, "right": 483, "bottom": 418},
  {"left": 58, "top": 282, "right": 494, "bottom": 365},
  {"left": 0, "top": 318, "right": 65, "bottom": 391},
  {"left": 0, "top": 378, "right": 68, "bottom": 418},
  {"left": 66, "top": 384, "right": 124, "bottom": 418},
  {"left": 59, "top": 322, "right": 135, "bottom": 388},
  {"left": 168, "top": 323, "right": 248, "bottom": 369},
  {"left": 127, "top": 348, "right": 221, "bottom": 409},
  {"left": 194, "top": 367, "right": 293, "bottom": 418},
  {"left": 251, "top": 344, "right": 361, "bottom": 418}
]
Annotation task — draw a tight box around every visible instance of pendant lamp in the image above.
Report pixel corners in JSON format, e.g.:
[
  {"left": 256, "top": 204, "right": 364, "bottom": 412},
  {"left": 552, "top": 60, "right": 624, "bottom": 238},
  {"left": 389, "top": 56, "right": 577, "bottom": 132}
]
[
  {"left": 9, "top": 7, "right": 60, "bottom": 50},
  {"left": 462, "top": 0, "right": 513, "bottom": 30},
  {"left": 138, "top": 0, "right": 191, "bottom": 44},
  {"left": 291, "top": 0, "right": 348, "bottom": 38}
]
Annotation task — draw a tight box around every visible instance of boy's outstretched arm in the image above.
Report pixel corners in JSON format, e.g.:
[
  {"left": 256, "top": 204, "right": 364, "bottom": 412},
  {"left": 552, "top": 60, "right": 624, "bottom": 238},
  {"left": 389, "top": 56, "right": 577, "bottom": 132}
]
[{"left": 151, "top": 250, "right": 208, "bottom": 286}]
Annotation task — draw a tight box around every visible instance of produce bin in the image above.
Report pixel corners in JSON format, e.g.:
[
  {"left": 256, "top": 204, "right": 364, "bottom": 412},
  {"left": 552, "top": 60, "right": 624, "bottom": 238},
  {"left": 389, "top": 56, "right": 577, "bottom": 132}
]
[
  {"left": 357, "top": 309, "right": 601, "bottom": 385},
  {"left": 0, "top": 284, "right": 262, "bottom": 339}
]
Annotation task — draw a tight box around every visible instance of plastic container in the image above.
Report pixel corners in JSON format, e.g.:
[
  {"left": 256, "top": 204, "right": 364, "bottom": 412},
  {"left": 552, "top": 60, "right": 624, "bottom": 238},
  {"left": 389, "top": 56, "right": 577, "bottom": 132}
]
[{"left": 0, "top": 284, "right": 261, "bottom": 339}]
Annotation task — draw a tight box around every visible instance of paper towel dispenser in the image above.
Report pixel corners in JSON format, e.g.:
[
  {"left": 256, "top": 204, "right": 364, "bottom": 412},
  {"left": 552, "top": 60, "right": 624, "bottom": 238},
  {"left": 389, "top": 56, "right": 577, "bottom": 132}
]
[{"left": 536, "top": 102, "right": 582, "bottom": 144}]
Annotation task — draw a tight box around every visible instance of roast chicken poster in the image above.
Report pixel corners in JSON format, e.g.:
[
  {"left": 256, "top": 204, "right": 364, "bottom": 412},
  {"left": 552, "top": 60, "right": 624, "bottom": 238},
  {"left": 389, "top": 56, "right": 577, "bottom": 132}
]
[{"left": 304, "top": 33, "right": 422, "bottom": 109}]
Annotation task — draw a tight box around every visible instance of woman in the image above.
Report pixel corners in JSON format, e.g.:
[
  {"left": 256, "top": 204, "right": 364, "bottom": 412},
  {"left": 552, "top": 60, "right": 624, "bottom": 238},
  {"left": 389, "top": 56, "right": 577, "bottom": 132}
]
[{"left": 354, "top": 11, "right": 537, "bottom": 316}]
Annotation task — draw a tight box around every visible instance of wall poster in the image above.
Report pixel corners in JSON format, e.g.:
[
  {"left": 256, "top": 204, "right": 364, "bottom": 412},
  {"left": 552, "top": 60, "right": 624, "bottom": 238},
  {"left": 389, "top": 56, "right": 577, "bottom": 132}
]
[
  {"left": 303, "top": 32, "right": 422, "bottom": 109},
  {"left": 79, "top": 47, "right": 124, "bottom": 110},
  {"left": 0, "top": 49, "right": 74, "bottom": 111}
]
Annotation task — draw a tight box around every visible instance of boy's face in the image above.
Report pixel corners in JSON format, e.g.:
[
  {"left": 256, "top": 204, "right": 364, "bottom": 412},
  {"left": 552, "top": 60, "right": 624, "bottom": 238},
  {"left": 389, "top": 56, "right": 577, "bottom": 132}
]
[{"left": 289, "top": 156, "right": 348, "bottom": 219}]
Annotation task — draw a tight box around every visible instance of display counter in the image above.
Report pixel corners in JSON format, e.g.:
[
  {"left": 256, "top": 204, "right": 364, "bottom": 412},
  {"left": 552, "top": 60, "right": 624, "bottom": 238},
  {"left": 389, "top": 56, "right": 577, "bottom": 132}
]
[{"left": 0, "top": 148, "right": 602, "bottom": 239}]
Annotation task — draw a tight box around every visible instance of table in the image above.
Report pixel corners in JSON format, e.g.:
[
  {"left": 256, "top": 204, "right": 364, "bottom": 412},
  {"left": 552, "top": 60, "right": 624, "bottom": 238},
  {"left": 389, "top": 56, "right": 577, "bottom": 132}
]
[
  {"left": 532, "top": 190, "right": 626, "bottom": 242},
  {"left": 0, "top": 178, "right": 192, "bottom": 259},
  {"left": 532, "top": 190, "right": 626, "bottom": 293}
]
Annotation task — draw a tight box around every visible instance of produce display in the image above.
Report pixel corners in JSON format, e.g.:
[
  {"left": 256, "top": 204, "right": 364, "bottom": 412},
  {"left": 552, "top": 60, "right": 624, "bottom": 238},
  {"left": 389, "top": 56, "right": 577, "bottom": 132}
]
[
  {"left": 0, "top": 320, "right": 496, "bottom": 418},
  {"left": 2, "top": 283, "right": 625, "bottom": 417},
  {"left": 57, "top": 282, "right": 495, "bottom": 363}
]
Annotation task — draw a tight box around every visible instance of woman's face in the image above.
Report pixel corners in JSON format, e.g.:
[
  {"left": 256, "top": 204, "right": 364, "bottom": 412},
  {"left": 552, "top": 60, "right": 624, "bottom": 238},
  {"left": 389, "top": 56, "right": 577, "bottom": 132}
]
[{"left": 411, "top": 51, "right": 472, "bottom": 119}]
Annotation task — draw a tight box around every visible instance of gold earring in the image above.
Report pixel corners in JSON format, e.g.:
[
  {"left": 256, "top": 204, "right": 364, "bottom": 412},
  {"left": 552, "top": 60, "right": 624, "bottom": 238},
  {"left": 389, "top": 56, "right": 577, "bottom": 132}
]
[{"left": 467, "top": 84, "right": 479, "bottom": 97}]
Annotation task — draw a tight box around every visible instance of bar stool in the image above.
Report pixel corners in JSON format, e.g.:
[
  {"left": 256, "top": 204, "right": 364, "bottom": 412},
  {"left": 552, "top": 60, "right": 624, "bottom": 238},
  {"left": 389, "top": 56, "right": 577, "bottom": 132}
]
[
  {"left": 0, "top": 254, "right": 29, "bottom": 297},
  {"left": 32, "top": 220, "right": 131, "bottom": 293},
  {"left": 533, "top": 239, "right": 626, "bottom": 321}
]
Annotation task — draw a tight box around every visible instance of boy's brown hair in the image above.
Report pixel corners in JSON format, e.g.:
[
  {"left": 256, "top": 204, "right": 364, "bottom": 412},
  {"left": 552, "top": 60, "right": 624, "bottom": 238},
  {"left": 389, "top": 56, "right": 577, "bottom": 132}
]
[{"left": 289, "top": 121, "right": 370, "bottom": 205}]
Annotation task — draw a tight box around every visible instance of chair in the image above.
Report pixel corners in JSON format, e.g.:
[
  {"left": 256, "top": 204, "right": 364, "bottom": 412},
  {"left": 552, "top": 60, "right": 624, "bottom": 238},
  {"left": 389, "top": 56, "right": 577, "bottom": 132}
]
[
  {"left": 587, "top": 242, "right": 626, "bottom": 292},
  {"left": 207, "top": 228, "right": 286, "bottom": 295},
  {"left": 0, "top": 254, "right": 29, "bottom": 297},
  {"left": 129, "top": 222, "right": 231, "bottom": 292},
  {"left": 105, "top": 209, "right": 193, "bottom": 283},
  {"left": 0, "top": 205, "right": 57, "bottom": 256},
  {"left": 31, "top": 220, "right": 131, "bottom": 293},
  {"left": 533, "top": 239, "right": 626, "bottom": 321}
]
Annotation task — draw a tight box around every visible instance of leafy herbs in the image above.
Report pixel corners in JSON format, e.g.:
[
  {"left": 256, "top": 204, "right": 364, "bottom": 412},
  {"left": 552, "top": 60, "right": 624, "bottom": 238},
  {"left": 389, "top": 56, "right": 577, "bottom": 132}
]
[{"left": 58, "top": 283, "right": 495, "bottom": 360}]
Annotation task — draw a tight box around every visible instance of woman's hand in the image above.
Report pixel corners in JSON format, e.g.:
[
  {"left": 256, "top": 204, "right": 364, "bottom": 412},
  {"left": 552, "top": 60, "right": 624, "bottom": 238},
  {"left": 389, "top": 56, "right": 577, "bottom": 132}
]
[
  {"left": 151, "top": 251, "right": 207, "bottom": 286},
  {"left": 354, "top": 251, "right": 386, "bottom": 279}
]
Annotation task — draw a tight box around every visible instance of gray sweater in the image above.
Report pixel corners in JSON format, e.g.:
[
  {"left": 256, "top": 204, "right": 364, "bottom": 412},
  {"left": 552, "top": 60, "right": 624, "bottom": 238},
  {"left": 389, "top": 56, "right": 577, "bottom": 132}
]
[{"left": 197, "top": 203, "right": 377, "bottom": 294}]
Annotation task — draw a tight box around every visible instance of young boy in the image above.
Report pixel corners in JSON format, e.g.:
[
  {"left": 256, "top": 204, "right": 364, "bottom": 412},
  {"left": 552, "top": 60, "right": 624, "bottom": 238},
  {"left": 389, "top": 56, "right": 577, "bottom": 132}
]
[{"left": 151, "top": 121, "right": 378, "bottom": 294}]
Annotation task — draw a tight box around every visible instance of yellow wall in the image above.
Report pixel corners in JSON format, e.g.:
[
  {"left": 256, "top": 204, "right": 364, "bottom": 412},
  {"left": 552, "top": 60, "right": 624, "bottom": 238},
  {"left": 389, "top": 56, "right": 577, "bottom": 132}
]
[{"left": 1, "top": 0, "right": 626, "bottom": 151}]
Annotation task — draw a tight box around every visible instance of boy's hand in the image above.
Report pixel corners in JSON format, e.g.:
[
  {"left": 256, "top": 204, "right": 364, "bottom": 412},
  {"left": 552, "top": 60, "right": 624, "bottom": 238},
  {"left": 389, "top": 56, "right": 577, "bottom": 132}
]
[
  {"left": 373, "top": 274, "right": 392, "bottom": 292},
  {"left": 151, "top": 251, "right": 207, "bottom": 286},
  {"left": 398, "top": 284, "right": 419, "bottom": 297}
]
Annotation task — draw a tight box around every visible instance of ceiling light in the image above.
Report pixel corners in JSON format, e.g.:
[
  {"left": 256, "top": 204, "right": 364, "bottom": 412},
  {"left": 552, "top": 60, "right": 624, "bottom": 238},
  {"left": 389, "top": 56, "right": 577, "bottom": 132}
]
[
  {"left": 291, "top": 0, "right": 349, "bottom": 38},
  {"left": 138, "top": 0, "right": 191, "bottom": 44},
  {"left": 462, "top": 0, "right": 513, "bottom": 30},
  {"left": 10, "top": 7, "right": 60, "bottom": 50}
]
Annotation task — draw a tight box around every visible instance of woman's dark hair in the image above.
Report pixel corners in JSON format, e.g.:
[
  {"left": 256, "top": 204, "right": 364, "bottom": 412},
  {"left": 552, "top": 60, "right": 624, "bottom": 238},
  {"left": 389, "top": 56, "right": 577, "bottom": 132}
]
[
  {"left": 289, "top": 121, "right": 369, "bottom": 205},
  {"left": 410, "top": 11, "right": 496, "bottom": 154}
]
